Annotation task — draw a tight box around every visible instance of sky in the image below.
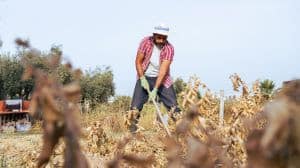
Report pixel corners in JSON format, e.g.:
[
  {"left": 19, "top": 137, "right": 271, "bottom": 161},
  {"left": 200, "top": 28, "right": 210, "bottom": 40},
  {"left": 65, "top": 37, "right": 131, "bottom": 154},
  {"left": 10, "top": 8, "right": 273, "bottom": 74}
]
[{"left": 0, "top": 0, "right": 299, "bottom": 96}]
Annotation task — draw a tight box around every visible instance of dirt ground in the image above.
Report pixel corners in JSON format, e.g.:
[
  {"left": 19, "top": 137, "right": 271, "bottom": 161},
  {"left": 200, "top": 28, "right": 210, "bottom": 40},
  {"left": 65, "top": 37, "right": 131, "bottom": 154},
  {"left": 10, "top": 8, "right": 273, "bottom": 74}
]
[{"left": 0, "top": 132, "right": 107, "bottom": 168}]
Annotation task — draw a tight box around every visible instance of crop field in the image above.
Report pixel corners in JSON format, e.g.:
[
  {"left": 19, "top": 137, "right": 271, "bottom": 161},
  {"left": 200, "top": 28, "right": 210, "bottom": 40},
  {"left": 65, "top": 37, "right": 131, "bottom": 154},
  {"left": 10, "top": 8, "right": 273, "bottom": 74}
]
[
  {"left": 1, "top": 1, "right": 298, "bottom": 167},
  {"left": 0, "top": 40, "right": 299, "bottom": 168},
  {"left": 1, "top": 62, "right": 299, "bottom": 168}
]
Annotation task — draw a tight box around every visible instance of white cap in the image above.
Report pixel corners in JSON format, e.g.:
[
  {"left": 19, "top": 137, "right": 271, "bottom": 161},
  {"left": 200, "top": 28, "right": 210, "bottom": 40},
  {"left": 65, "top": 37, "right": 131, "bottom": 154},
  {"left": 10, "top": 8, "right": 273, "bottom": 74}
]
[{"left": 153, "top": 24, "right": 169, "bottom": 36}]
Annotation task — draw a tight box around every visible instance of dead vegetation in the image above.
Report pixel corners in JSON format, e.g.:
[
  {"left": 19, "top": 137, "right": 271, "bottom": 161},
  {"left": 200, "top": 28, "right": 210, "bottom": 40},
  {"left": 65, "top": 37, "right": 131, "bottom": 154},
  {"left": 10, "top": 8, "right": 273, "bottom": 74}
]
[
  {"left": 0, "top": 39, "right": 299, "bottom": 168},
  {"left": 17, "top": 39, "right": 88, "bottom": 168}
]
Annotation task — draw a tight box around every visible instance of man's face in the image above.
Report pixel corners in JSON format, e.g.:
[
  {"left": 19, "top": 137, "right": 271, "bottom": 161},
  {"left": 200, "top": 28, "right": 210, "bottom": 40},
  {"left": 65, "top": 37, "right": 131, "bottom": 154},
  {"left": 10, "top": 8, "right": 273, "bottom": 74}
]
[{"left": 153, "top": 34, "right": 168, "bottom": 47}]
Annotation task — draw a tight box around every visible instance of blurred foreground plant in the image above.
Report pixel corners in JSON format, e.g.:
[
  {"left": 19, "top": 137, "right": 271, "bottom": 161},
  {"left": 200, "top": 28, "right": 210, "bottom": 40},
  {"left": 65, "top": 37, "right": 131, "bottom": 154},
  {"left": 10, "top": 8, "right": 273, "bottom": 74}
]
[{"left": 16, "top": 38, "right": 88, "bottom": 168}]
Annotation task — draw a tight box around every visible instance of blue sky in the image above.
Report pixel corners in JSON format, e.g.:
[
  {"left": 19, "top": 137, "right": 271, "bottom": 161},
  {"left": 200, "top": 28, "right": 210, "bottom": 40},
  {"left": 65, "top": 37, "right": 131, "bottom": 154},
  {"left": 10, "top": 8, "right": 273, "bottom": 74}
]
[{"left": 0, "top": 0, "right": 299, "bottom": 96}]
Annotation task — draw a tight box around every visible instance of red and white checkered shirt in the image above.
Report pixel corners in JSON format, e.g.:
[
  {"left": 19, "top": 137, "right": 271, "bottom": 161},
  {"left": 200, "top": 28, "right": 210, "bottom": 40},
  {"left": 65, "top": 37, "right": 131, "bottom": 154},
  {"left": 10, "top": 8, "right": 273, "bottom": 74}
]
[{"left": 137, "top": 36, "right": 174, "bottom": 88}]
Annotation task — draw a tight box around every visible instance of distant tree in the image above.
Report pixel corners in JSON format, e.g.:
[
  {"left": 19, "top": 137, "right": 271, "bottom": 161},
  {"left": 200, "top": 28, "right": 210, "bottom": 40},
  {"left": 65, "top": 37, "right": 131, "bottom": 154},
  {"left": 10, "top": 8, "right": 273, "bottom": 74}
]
[
  {"left": 0, "top": 65, "right": 4, "bottom": 99},
  {"left": 57, "top": 65, "right": 73, "bottom": 84},
  {"left": 50, "top": 45, "right": 63, "bottom": 57},
  {"left": 173, "top": 77, "right": 201, "bottom": 98},
  {"left": 0, "top": 48, "right": 73, "bottom": 99},
  {"left": 0, "top": 46, "right": 116, "bottom": 104},
  {"left": 173, "top": 77, "right": 187, "bottom": 95},
  {"left": 260, "top": 79, "right": 276, "bottom": 98},
  {"left": 0, "top": 54, "right": 34, "bottom": 99},
  {"left": 80, "top": 67, "right": 115, "bottom": 106}
]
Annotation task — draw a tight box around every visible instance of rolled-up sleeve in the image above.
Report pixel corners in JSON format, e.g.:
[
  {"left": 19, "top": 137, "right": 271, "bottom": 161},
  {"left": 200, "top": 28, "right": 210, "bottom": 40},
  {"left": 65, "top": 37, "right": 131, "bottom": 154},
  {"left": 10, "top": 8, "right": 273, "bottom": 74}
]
[
  {"left": 137, "top": 37, "right": 149, "bottom": 54},
  {"left": 162, "top": 44, "right": 174, "bottom": 62}
]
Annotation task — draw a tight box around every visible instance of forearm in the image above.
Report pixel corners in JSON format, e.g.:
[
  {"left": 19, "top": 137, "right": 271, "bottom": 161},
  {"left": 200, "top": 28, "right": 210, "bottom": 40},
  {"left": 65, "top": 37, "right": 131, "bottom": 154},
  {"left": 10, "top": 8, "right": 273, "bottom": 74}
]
[
  {"left": 135, "top": 52, "right": 145, "bottom": 78},
  {"left": 135, "top": 62, "right": 144, "bottom": 78},
  {"left": 154, "top": 61, "right": 171, "bottom": 89},
  {"left": 154, "top": 71, "right": 167, "bottom": 89}
]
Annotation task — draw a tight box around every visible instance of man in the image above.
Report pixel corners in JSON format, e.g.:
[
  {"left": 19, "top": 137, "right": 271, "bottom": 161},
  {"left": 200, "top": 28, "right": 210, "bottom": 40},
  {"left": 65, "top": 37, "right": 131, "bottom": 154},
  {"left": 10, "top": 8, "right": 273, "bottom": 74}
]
[{"left": 128, "top": 24, "right": 181, "bottom": 132}]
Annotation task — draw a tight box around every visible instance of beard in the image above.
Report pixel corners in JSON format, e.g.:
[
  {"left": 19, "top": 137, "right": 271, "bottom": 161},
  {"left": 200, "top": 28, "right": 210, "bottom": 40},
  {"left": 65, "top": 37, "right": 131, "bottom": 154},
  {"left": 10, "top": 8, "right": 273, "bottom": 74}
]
[{"left": 153, "top": 41, "right": 165, "bottom": 49}]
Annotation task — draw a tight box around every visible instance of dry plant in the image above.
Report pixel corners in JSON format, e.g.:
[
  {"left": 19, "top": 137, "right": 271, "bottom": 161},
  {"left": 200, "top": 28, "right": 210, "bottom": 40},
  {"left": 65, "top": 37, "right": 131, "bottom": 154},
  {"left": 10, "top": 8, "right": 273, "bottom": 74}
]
[
  {"left": 163, "top": 74, "right": 268, "bottom": 167},
  {"left": 106, "top": 136, "right": 155, "bottom": 168},
  {"left": 85, "top": 121, "right": 115, "bottom": 156},
  {"left": 107, "top": 74, "right": 263, "bottom": 167},
  {"left": 16, "top": 38, "right": 89, "bottom": 168},
  {"left": 246, "top": 79, "right": 300, "bottom": 168},
  {"left": 1, "top": 38, "right": 298, "bottom": 168}
]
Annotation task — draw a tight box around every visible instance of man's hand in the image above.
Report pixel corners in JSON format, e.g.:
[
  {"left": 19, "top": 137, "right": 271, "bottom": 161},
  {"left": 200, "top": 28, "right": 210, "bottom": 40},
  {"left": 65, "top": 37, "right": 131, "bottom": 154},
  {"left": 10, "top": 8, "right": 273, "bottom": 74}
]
[
  {"left": 140, "top": 76, "right": 150, "bottom": 92},
  {"left": 149, "top": 88, "right": 158, "bottom": 101}
]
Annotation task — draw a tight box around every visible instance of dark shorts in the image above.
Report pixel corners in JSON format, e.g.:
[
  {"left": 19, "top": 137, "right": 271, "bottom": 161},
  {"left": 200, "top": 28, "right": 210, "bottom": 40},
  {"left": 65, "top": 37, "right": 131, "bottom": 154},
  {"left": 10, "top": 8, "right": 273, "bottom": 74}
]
[{"left": 130, "top": 76, "right": 181, "bottom": 113}]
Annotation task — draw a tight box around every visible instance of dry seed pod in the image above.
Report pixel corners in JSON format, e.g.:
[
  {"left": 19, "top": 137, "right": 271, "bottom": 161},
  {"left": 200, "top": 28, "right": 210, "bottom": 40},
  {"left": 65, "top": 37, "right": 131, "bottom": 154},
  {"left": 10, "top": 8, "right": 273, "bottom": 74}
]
[
  {"left": 252, "top": 80, "right": 261, "bottom": 94},
  {"left": 242, "top": 84, "right": 249, "bottom": 97},
  {"left": 15, "top": 38, "right": 30, "bottom": 48},
  {"left": 230, "top": 73, "right": 243, "bottom": 92},
  {"left": 245, "top": 79, "right": 300, "bottom": 168},
  {"left": 18, "top": 39, "right": 88, "bottom": 168},
  {"left": 63, "top": 82, "right": 81, "bottom": 102},
  {"left": 261, "top": 99, "right": 290, "bottom": 155}
]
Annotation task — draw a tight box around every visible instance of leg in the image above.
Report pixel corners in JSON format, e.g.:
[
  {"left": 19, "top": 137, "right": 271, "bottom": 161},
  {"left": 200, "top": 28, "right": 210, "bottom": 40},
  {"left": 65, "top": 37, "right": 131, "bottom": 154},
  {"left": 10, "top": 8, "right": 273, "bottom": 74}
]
[
  {"left": 158, "top": 85, "right": 181, "bottom": 121},
  {"left": 130, "top": 79, "right": 149, "bottom": 112},
  {"left": 128, "top": 79, "right": 149, "bottom": 133}
]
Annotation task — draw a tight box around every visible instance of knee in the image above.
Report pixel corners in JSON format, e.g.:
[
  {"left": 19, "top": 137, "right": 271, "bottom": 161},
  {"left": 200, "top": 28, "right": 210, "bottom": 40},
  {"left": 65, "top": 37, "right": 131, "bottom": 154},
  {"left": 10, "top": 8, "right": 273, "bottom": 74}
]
[{"left": 168, "top": 105, "right": 181, "bottom": 113}]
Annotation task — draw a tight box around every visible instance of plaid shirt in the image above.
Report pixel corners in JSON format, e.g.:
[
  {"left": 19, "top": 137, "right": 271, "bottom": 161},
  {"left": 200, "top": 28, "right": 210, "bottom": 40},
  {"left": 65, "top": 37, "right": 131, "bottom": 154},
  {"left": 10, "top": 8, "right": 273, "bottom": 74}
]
[{"left": 137, "top": 36, "right": 174, "bottom": 88}]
